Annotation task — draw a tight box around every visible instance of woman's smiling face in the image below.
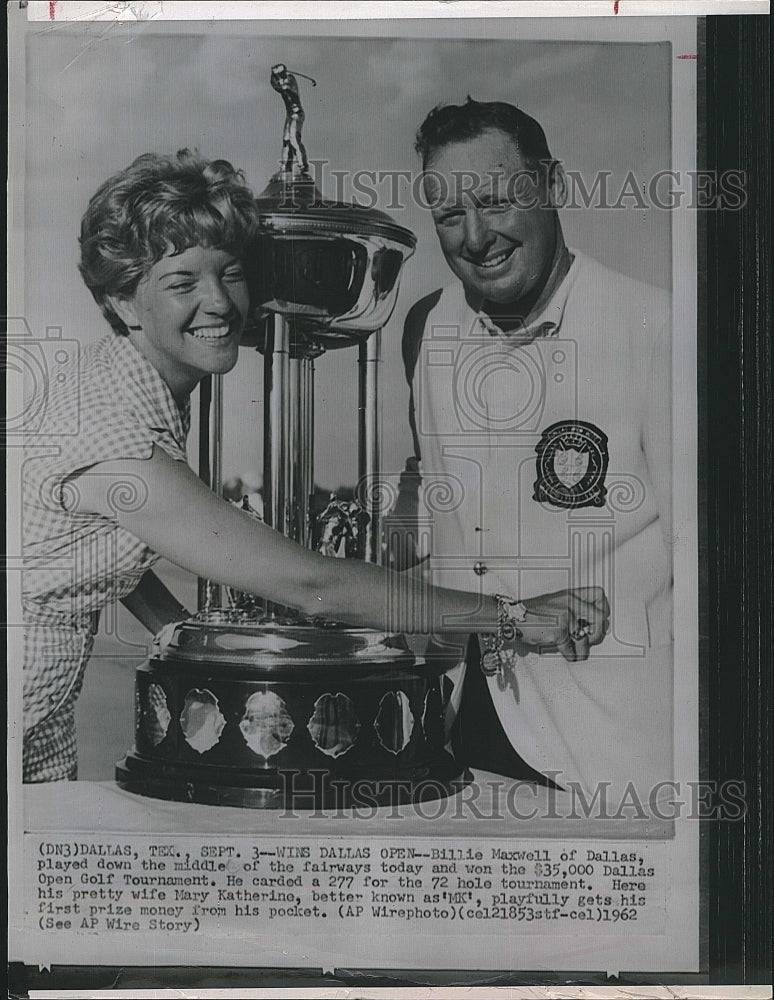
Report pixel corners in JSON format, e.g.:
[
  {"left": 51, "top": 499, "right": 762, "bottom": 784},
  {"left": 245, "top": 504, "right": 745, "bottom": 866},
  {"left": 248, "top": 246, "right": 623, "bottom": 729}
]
[{"left": 114, "top": 245, "right": 250, "bottom": 398}]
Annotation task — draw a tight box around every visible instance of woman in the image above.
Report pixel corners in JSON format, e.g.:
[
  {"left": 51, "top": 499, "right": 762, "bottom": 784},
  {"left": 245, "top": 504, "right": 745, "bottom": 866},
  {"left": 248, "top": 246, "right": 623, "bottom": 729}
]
[{"left": 22, "top": 150, "right": 608, "bottom": 783}]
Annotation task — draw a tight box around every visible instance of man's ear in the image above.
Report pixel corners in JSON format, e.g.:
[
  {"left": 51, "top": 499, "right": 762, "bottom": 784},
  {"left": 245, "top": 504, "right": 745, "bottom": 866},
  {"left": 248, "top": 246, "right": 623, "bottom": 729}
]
[
  {"left": 546, "top": 161, "right": 568, "bottom": 210},
  {"left": 107, "top": 293, "right": 141, "bottom": 331}
]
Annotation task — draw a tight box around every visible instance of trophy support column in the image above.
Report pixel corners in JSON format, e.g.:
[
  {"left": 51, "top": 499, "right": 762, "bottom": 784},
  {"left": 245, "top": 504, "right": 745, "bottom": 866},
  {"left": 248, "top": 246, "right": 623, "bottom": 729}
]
[
  {"left": 197, "top": 373, "right": 224, "bottom": 611},
  {"left": 264, "top": 314, "right": 316, "bottom": 546},
  {"left": 358, "top": 330, "right": 382, "bottom": 565},
  {"left": 264, "top": 314, "right": 292, "bottom": 538},
  {"left": 298, "top": 351, "right": 315, "bottom": 547}
]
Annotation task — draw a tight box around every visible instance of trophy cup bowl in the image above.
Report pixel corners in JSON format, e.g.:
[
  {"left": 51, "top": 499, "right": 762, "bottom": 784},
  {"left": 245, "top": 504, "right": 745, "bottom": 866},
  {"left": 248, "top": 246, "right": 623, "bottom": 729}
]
[{"left": 245, "top": 181, "right": 417, "bottom": 352}]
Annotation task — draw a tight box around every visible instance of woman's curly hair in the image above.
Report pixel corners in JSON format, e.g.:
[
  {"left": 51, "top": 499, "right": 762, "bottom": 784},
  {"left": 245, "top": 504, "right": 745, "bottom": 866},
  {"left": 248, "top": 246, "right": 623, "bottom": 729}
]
[{"left": 79, "top": 149, "right": 260, "bottom": 335}]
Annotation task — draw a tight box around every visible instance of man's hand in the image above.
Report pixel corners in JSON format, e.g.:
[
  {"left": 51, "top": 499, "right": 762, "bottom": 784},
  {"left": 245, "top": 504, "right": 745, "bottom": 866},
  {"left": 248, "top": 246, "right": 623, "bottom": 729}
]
[{"left": 518, "top": 586, "right": 610, "bottom": 662}]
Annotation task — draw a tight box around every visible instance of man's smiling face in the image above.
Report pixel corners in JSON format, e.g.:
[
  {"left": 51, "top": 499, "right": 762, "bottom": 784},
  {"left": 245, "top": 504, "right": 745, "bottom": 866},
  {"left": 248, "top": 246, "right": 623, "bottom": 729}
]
[{"left": 424, "top": 129, "right": 561, "bottom": 308}]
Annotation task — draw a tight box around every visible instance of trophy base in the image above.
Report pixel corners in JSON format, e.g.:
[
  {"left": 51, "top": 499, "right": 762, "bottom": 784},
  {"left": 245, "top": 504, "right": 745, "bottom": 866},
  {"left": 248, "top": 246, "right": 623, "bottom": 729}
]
[
  {"left": 116, "top": 753, "right": 471, "bottom": 810},
  {"left": 115, "top": 615, "right": 470, "bottom": 811}
]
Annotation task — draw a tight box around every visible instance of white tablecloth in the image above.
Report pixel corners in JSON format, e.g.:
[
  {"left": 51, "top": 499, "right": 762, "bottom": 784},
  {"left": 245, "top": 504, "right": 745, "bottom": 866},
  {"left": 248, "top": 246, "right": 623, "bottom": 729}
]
[{"left": 24, "top": 773, "right": 673, "bottom": 839}]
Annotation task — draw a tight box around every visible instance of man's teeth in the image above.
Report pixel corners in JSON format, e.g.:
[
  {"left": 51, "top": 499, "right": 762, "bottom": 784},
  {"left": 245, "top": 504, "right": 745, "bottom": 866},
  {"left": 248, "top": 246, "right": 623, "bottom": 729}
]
[
  {"left": 187, "top": 326, "right": 230, "bottom": 341},
  {"left": 477, "top": 251, "right": 511, "bottom": 269}
]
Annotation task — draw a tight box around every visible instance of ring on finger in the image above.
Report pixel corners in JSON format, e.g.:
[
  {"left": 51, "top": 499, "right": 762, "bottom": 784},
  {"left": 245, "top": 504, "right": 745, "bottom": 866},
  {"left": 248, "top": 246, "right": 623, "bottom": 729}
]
[{"left": 570, "top": 617, "right": 592, "bottom": 641}]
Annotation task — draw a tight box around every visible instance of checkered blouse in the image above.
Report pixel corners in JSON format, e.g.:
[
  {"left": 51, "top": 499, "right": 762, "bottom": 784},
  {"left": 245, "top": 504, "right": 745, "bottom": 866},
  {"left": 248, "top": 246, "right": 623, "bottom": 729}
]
[{"left": 22, "top": 333, "right": 190, "bottom": 780}]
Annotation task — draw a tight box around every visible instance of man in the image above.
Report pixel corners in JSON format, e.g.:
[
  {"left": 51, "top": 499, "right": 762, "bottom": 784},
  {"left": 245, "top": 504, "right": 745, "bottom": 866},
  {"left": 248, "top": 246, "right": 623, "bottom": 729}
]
[{"left": 392, "top": 99, "right": 672, "bottom": 798}]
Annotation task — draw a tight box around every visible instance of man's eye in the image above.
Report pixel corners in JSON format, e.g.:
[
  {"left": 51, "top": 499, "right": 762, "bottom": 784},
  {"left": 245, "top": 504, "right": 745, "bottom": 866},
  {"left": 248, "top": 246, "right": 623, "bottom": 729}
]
[
  {"left": 223, "top": 267, "right": 246, "bottom": 283},
  {"left": 168, "top": 281, "right": 196, "bottom": 292},
  {"left": 436, "top": 212, "right": 463, "bottom": 226}
]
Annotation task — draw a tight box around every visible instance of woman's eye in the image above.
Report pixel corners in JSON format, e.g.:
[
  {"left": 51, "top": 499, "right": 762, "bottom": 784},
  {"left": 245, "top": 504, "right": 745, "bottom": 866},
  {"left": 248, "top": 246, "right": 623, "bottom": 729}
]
[
  {"left": 169, "top": 281, "right": 196, "bottom": 292},
  {"left": 223, "top": 268, "right": 246, "bottom": 283}
]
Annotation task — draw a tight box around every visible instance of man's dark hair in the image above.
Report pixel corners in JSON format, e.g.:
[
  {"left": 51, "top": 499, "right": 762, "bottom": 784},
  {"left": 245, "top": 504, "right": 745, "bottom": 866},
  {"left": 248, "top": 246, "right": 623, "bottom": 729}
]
[{"left": 415, "top": 97, "right": 554, "bottom": 171}]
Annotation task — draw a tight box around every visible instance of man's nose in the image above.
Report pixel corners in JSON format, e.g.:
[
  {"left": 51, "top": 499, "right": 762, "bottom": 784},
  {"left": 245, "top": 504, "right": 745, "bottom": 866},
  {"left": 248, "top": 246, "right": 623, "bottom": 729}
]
[{"left": 462, "top": 209, "right": 490, "bottom": 254}]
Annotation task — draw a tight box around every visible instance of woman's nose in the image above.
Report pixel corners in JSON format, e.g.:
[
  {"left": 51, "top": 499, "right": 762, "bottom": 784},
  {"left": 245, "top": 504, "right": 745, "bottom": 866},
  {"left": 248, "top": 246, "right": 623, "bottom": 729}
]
[{"left": 201, "top": 277, "right": 233, "bottom": 315}]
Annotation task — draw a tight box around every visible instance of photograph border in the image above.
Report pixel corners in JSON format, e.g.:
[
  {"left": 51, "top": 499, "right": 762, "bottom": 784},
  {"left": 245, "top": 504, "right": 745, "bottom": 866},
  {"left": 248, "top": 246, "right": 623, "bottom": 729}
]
[{"left": 5, "top": 6, "right": 771, "bottom": 996}]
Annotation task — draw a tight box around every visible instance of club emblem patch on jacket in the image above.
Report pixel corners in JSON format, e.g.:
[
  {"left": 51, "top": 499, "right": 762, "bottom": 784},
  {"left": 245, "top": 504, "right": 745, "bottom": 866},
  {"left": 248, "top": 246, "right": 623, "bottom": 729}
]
[{"left": 533, "top": 420, "right": 609, "bottom": 508}]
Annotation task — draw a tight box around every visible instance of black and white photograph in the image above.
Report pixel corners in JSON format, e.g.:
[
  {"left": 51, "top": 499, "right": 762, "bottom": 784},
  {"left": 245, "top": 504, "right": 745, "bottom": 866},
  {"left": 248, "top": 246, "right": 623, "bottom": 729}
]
[{"left": 5, "top": 2, "right": 770, "bottom": 994}]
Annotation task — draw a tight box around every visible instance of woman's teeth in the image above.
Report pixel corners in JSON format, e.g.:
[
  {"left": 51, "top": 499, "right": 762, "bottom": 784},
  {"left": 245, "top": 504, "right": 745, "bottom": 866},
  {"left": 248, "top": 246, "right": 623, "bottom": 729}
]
[{"left": 187, "top": 326, "right": 230, "bottom": 341}]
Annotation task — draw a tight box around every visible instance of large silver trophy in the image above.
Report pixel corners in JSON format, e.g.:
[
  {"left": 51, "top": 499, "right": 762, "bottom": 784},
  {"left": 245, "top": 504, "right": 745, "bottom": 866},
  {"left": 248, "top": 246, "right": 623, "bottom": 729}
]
[{"left": 116, "top": 67, "right": 466, "bottom": 808}]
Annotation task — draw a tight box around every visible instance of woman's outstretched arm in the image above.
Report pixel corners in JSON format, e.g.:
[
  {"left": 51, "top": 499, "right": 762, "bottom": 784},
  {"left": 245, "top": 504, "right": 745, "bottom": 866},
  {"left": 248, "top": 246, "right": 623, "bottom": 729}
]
[{"left": 73, "top": 447, "right": 607, "bottom": 648}]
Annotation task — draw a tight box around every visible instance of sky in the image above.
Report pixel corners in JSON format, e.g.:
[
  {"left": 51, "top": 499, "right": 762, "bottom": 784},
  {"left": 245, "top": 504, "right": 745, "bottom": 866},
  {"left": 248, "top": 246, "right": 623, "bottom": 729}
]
[{"left": 21, "top": 21, "right": 671, "bottom": 490}]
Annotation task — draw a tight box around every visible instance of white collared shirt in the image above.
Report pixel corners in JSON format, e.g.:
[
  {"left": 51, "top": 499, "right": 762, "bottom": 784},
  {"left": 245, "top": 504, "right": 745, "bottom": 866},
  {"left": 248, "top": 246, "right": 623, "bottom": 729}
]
[{"left": 409, "top": 251, "right": 673, "bottom": 793}]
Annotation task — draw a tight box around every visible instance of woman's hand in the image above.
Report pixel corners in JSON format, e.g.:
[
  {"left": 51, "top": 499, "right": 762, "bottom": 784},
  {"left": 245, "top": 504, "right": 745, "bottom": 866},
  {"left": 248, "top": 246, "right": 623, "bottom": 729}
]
[{"left": 518, "top": 586, "right": 610, "bottom": 662}]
